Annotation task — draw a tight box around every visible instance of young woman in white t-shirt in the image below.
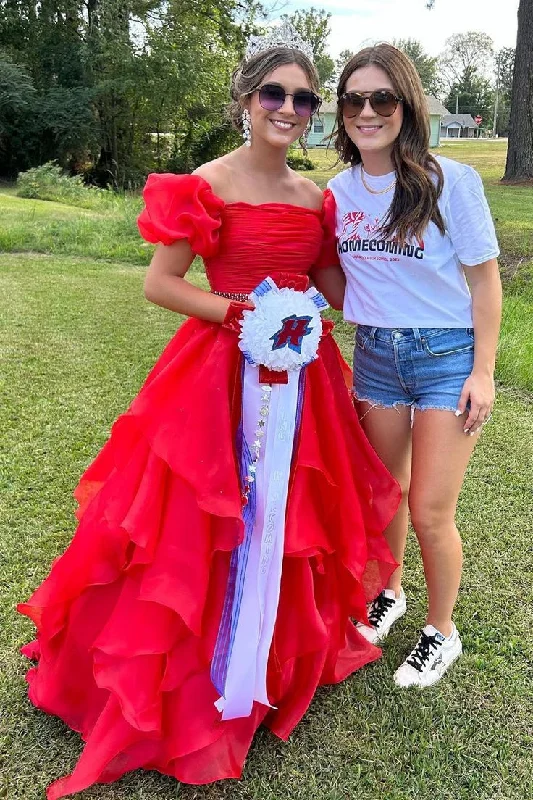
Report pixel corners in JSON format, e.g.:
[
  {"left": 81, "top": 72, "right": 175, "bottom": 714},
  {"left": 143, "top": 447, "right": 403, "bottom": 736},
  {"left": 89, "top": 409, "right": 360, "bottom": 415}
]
[{"left": 326, "top": 43, "right": 502, "bottom": 687}]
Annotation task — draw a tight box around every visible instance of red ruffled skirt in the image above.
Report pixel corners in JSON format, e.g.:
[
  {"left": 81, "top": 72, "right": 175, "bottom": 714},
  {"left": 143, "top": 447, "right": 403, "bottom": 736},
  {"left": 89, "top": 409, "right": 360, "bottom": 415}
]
[{"left": 18, "top": 319, "right": 400, "bottom": 799}]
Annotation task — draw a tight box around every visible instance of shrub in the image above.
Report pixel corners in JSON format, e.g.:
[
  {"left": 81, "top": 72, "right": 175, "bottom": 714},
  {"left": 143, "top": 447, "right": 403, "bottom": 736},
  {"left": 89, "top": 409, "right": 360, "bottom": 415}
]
[
  {"left": 287, "top": 152, "right": 315, "bottom": 171},
  {"left": 16, "top": 162, "right": 114, "bottom": 209}
]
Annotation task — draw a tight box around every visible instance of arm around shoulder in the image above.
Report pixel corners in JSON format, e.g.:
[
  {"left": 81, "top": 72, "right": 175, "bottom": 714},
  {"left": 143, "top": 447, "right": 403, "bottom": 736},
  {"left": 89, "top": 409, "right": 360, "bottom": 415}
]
[
  {"left": 310, "top": 265, "right": 345, "bottom": 311},
  {"left": 310, "top": 186, "right": 345, "bottom": 310}
]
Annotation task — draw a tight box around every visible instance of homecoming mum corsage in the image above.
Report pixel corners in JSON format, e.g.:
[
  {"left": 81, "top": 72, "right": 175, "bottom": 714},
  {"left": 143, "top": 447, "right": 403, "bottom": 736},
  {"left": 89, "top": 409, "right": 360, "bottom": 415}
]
[
  {"left": 238, "top": 276, "right": 329, "bottom": 380},
  {"left": 212, "top": 276, "right": 330, "bottom": 722}
]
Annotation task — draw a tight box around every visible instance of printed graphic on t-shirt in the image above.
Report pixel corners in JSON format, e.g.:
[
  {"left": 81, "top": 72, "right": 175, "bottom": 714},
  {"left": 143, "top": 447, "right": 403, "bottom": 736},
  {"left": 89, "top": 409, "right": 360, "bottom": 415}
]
[{"left": 338, "top": 209, "right": 425, "bottom": 262}]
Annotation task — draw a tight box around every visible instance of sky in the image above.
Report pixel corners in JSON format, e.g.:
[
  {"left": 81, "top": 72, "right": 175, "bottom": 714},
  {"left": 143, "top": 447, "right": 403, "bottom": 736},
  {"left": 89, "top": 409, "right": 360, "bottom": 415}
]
[{"left": 277, "top": 0, "right": 519, "bottom": 58}]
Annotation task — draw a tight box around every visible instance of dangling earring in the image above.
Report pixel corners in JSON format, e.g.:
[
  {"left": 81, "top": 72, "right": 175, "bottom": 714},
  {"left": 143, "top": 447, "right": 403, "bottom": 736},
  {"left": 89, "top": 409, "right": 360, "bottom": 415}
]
[{"left": 242, "top": 109, "right": 252, "bottom": 147}]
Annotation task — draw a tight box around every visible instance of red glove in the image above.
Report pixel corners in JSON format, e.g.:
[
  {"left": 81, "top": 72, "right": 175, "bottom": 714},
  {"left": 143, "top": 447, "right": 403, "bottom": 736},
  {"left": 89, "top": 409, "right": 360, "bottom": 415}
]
[{"left": 222, "top": 301, "right": 254, "bottom": 334}]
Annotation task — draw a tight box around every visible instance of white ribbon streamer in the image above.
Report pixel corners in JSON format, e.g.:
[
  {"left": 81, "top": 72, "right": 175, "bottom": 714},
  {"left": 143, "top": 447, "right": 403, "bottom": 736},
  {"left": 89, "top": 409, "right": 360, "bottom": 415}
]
[{"left": 215, "top": 362, "right": 300, "bottom": 719}]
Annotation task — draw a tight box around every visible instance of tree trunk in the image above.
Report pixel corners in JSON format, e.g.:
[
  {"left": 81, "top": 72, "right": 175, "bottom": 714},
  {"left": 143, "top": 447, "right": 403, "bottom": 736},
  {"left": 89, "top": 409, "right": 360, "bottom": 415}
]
[
  {"left": 87, "top": 0, "right": 99, "bottom": 31},
  {"left": 503, "top": 0, "right": 533, "bottom": 182}
]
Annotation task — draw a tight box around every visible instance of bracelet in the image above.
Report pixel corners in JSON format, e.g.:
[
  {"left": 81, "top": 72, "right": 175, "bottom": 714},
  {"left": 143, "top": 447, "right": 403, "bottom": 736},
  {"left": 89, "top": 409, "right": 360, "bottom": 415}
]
[{"left": 214, "top": 290, "right": 250, "bottom": 303}]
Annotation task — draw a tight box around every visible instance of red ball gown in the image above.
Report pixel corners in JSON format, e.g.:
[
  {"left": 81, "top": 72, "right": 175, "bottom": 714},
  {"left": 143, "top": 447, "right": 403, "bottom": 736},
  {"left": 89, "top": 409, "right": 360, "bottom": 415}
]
[{"left": 18, "top": 174, "right": 400, "bottom": 799}]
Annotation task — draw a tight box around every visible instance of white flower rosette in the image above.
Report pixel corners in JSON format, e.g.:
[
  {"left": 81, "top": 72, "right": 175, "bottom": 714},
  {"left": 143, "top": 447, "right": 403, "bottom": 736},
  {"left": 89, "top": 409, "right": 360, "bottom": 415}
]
[{"left": 238, "top": 277, "right": 329, "bottom": 371}]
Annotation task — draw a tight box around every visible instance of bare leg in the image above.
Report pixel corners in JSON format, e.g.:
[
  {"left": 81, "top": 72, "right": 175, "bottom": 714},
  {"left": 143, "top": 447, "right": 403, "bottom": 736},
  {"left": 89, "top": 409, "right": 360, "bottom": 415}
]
[
  {"left": 409, "top": 409, "right": 478, "bottom": 636},
  {"left": 356, "top": 401, "right": 413, "bottom": 595}
]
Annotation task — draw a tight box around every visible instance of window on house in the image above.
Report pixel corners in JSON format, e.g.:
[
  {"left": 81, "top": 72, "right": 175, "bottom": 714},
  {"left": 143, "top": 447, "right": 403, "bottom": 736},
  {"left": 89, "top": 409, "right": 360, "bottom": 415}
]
[{"left": 313, "top": 118, "right": 324, "bottom": 133}]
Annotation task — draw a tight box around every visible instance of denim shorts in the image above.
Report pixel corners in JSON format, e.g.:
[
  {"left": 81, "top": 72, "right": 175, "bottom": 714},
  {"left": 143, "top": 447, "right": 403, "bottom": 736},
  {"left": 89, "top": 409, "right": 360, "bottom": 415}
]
[{"left": 353, "top": 326, "right": 475, "bottom": 412}]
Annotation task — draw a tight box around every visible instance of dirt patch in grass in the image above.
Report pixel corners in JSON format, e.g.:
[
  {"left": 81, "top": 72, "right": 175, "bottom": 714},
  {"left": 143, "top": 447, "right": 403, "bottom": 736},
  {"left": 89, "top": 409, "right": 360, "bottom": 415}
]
[{"left": 499, "top": 255, "right": 533, "bottom": 283}]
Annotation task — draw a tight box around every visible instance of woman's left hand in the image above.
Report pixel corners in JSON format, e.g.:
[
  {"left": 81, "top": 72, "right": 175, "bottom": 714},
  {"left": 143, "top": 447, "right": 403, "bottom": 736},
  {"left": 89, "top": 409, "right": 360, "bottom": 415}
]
[
  {"left": 456, "top": 371, "right": 495, "bottom": 435},
  {"left": 460, "top": 258, "right": 501, "bottom": 436}
]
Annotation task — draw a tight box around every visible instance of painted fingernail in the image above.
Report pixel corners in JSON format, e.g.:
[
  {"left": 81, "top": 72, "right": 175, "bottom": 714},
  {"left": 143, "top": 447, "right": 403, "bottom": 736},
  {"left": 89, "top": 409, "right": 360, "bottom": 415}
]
[{"left": 455, "top": 409, "right": 462, "bottom": 417}]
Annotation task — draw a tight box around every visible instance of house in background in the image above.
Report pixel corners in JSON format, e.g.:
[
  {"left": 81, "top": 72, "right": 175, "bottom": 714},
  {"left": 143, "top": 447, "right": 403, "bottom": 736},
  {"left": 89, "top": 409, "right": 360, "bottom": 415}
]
[
  {"left": 440, "top": 114, "right": 480, "bottom": 139},
  {"left": 306, "top": 99, "right": 337, "bottom": 149},
  {"left": 426, "top": 96, "right": 450, "bottom": 146},
  {"left": 307, "top": 95, "right": 449, "bottom": 149}
]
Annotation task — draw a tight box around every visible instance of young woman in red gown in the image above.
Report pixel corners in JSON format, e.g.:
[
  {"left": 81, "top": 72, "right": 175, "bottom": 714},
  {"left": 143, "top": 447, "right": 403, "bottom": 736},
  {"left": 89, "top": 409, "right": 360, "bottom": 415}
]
[{"left": 18, "top": 27, "right": 400, "bottom": 799}]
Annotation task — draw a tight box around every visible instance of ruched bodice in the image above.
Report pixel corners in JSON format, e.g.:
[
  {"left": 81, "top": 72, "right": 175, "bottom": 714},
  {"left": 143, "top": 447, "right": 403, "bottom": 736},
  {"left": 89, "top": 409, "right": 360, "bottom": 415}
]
[
  {"left": 137, "top": 173, "right": 338, "bottom": 293},
  {"left": 205, "top": 203, "right": 323, "bottom": 293}
]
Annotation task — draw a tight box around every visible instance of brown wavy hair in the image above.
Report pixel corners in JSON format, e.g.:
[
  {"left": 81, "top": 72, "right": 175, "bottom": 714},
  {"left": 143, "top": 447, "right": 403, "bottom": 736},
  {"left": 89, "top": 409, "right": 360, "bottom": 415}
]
[{"left": 334, "top": 43, "right": 445, "bottom": 244}]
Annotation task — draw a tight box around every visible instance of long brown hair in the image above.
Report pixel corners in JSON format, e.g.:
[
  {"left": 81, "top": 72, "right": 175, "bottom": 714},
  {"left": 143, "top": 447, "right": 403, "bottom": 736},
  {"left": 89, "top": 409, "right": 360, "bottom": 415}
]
[{"left": 334, "top": 43, "right": 445, "bottom": 244}]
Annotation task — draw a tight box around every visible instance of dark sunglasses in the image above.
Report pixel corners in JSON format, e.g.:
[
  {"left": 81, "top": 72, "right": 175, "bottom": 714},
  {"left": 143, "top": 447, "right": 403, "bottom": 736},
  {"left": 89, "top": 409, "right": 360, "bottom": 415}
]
[
  {"left": 257, "top": 83, "right": 322, "bottom": 118},
  {"left": 338, "top": 90, "right": 403, "bottom": 118}
]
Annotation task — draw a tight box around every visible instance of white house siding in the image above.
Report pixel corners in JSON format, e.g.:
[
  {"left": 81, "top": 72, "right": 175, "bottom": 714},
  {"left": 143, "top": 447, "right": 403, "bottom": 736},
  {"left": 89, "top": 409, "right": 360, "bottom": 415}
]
[
  {"left": 307, "top": 101, "right": 336, "bottom": 148},
  {"left": 429, "top": 115, "right": 441, "bottom": 146}
]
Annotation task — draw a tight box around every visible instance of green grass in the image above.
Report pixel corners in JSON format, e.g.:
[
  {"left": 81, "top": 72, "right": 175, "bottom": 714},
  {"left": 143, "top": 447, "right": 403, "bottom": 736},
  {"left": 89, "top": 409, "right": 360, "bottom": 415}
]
[
  {"left": 1, "top": 253, "right": 532, "bottom": 800},
  {"left": 1, "top": 142, "right": 533, "bottom": 798},
  {"left": 0, "top": 192, "right": 147, "bottom": 264}
]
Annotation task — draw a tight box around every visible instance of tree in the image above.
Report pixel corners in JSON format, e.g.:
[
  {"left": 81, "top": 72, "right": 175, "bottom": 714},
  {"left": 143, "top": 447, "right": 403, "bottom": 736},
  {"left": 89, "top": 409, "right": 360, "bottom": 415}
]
[
  {"left": 444, "top": 69, "right": 494, "bottom": 125},
  {"left": 503, "top": 0, "right": 533, "bottom": 181},
  {"left": 438, "top": 31, "right": 495, "bottom": 128},
  {"left": 493, "top": 47, "right": 515, "bottom": 137},
  {"left": 0, "top": 0, "right": 266, "bottom": 183},
  {"left": 283, "top": 7, "right": 335, "bottom": 89},
  {"left": 137, "top": 1, "right": 245, "bottom": 177},
  {"left": 496, "top": 47, "right": 516, "bottom": 97},
  {"left": 0, "top": 50, "right": 35, "bottom": 120},
  {"left": 335, "top": 48, "right": 354, "bottom": 81},
  {"left": 393, "top": 38, "right": 440, "bottom": 96},
  {"left": 0, "top": 3, "right": 99, "bottom": 175},
  {"left": 0, "top": 51, "right": 36, "bottom": 175},
  {"left": 438, "top": 31, "right": 494, "bottom": 92},
  {"left": 427, "top": 0, "right": 533, "bottom": 182}
]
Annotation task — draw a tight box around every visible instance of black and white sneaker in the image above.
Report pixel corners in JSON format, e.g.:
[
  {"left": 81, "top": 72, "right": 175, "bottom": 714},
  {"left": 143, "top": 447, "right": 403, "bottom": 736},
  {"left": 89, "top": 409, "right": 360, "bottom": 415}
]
[
  {"left": 393, "top": 623, "right": 462, "bottom": 687},
  {"left": 356, "top": 588, "right": 406, "bottom": 645}
]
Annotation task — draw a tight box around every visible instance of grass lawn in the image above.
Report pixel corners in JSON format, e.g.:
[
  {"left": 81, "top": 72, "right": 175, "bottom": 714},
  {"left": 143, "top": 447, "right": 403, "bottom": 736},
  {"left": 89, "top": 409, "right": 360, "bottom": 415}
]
[
  {"left": 0, "top": 192, "right": 146, "bottom": 265},
  {"left": 1, "top": 141, "right": 533, "bottom": 799}
]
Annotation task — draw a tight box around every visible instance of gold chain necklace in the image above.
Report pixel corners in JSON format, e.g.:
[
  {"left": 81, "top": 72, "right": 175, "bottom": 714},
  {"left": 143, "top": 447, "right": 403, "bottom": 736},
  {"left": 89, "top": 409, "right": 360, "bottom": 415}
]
[{"left": 360, "top": 164, "right": 396, "bottom": 195}]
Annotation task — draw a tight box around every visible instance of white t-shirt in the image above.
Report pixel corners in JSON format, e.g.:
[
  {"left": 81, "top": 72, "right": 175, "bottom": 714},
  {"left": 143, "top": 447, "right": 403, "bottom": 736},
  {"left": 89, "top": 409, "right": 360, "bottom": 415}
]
[{"left": 327, "top": 156, "right": 500, "bottom": 327}]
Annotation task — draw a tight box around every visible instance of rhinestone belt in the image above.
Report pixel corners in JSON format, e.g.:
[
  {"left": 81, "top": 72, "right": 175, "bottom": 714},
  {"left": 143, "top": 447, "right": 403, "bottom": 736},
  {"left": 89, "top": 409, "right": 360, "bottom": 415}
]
[{"left": 213, "top": 290, "right": 250, "bottom": 303}]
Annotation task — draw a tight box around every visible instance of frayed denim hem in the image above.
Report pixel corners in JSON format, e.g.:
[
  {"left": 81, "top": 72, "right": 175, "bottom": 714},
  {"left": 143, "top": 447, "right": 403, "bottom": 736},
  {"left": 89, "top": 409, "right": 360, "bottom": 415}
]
[
  {"left": 352, "top": 392, "right": 411, "bottom": 408},
  {"left": 352, "top": 394, "right": 413, "bottom": 421},
  {"left": 352, "top": 393, "right": 461, "bottom": 422},
  {"left": 413, "top": 403, "right": 460, "bottom": 414}
]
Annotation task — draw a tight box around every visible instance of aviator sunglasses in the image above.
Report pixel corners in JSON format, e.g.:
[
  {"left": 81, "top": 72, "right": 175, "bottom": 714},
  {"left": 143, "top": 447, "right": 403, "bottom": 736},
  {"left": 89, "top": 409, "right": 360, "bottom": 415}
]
[
  {"left": 257, "top": 83, "right": 322, "bottom": 118},
  {"left": 338, "top": 89, "right": 403, "bottom": 118}
]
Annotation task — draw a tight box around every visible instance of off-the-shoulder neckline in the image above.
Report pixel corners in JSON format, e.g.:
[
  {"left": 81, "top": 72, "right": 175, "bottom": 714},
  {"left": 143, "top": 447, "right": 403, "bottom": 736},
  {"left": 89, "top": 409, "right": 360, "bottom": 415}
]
[
  {"left": 191, "top": 172, "right": 324, "bottom": 214},
  {"left": 225, "top": 200, "right": 322, "bottom": 213}
]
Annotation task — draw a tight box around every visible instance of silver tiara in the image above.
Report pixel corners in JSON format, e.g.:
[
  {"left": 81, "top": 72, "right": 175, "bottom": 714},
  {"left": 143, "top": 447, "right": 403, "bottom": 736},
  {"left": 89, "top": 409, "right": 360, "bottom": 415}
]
[{"left": 245, "top": 21, "right": 314, "bottom": 63}]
